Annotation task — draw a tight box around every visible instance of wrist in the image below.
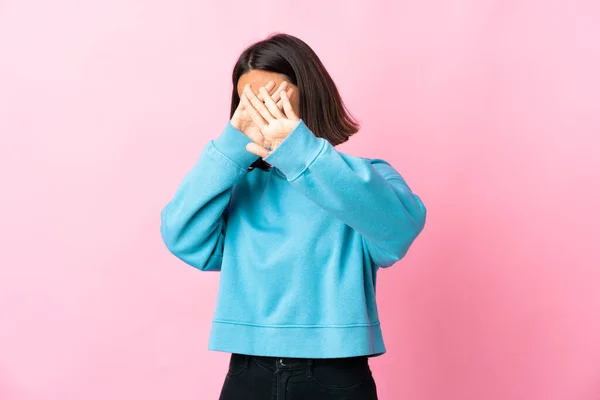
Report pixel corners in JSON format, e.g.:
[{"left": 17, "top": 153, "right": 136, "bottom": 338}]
[
  {"left": 212, "top": 122, "right": 257, "bottom": 170},
  {"left": 263, "top": 120, "right": 324, "bottom": 180}
]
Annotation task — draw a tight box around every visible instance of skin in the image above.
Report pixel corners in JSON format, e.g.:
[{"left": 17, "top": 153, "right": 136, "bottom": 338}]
[
  {"left": 231, "top": 70, "right": 301, "bottom": 156},
  {"left": 236, "top": 70, "right": 300, "bottom": 114},
  {"left": 240, "top": 82, "right": 300, "bottom": 157}
]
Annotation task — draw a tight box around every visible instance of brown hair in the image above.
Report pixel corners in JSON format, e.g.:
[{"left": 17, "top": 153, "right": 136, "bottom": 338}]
[{"left": 230, "top": 33, "right": 360, "bottom": 170}]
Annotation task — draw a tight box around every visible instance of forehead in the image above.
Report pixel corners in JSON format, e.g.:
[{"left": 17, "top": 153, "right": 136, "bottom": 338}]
[{"left": 236, "top": 70, "right": 288, "bottom": 95}]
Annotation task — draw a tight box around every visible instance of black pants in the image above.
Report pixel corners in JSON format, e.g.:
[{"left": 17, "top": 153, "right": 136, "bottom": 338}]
[{"left": 218, "top": 353, "right": 379, "bottom": 400}]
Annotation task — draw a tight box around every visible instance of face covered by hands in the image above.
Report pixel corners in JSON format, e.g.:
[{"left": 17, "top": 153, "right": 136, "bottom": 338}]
[
  {"left": 230, "top": 69, "right": 301, "bottom": 158},
  {"left": 239, "top": 82, "right": 300, "bottom": 157},
  {"left": 229, "top": 80, "right": 291, "bottom": 147}
]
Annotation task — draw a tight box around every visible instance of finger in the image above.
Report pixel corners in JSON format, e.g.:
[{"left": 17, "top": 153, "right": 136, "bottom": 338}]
[
  {"left": 240, "top": 92, "right": 267, "bottom": 131},
  {"left": 267, "top": 80, "right": 279, "bottom": 97},
  {"left": 259, "top": 87, "right": 284, "bottom": 119},
  {"left": 269, "top": 81, "right": 289, "bottom": 104},
  {"left": 281, "top": 90, "right": 299, "bottom": 120},
  {"left": 244, "top": 84, "right": 275, "bottom": 122},
  {"left": 257, "top": 80, "right": 275, "bottom": 101},
  {"left": 246, "top": 142, "right": 271, "bottom": 158},
  {"left": 257, "top": 80, "right": 276, "bottom": 101},
  {"left": 275, "top": 87, "right": 294, "bottom": 109}
]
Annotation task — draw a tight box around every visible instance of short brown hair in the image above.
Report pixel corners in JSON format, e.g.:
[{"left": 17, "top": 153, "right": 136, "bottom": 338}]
[{"left": 230, "top": 33, "right": 360, "bottom": 150}]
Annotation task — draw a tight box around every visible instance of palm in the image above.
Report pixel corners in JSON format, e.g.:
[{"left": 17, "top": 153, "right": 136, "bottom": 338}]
[
  {"left": 231, "top": 81, "right": 290, "bottom": 146},
  {"left": 231, "top": 107, "right": 264, "bottom": 144},
  {"left": 230, "top": 80, "right": 298, "bottom": 156},
  {"left": 244, "top": 120, "right": 263, "bottom": 142},
  {"left": 236, "top": 82, "right": 301, "bottom": 156}
]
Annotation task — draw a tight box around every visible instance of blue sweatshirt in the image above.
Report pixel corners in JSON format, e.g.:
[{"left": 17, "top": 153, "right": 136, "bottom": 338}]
[{"left": 160, "top": 120, "right": 426, "bottom": 358}]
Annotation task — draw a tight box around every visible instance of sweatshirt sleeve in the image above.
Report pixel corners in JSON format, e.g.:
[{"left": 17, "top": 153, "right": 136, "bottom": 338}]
[
  {"left": 160, "top": 122, "right": 258, "bottom": 271},
  {"left": 263, "top": 120, "right": 427, "bottom": 268}
]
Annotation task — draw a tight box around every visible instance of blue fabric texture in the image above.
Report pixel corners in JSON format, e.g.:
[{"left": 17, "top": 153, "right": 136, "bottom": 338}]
[{"left": 160, "top": 120, "right": 426, "bottom": 358}]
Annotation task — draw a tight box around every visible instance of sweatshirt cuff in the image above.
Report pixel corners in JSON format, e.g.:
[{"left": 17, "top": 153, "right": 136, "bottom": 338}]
[
  {"left": 263, "top": 120, "right": 325, "bottom": 181},
  {"left": 211, "top": 122, "right": 259, "bottom": 170}
]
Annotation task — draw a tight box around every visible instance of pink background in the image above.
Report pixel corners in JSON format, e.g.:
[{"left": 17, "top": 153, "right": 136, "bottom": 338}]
[{"left": 1, "top": 1, "right": 599, "bottom": 399}]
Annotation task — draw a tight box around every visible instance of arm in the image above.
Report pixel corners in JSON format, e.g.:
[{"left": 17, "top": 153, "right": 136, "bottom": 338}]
[
  {"left": 263, "top": 121, "right": 426, "bottom": 268},
  {"left": 160, "top": 122, "right": 258, "bottom": 271}
]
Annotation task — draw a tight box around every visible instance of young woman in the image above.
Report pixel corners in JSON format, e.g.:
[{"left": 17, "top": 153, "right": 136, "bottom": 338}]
[{"left": 160, "top": 33, "right": 426, "bottom": 400}]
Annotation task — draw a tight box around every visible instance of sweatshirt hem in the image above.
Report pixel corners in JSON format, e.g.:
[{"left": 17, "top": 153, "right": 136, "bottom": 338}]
[{"left": 208, "top": 319, "right": 386, "bottom": 358}]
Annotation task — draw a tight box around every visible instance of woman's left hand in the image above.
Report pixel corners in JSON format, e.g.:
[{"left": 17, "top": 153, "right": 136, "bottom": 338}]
[{"left": 240, "top": 83, "right": 300, "bottom": 158}]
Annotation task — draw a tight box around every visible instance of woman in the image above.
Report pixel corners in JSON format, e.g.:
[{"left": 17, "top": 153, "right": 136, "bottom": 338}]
[{"left": 160, "top": 33, "right": 426, "bottom": 400}]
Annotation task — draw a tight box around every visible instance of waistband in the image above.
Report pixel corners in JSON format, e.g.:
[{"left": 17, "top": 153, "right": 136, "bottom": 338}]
[{"left": 244, "top": 353, "right": 368, "bottom": 371}]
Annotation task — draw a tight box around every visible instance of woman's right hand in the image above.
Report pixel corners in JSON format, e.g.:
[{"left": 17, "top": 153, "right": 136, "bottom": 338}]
[{"left": 230, "top": 80, "right": 291, "bottom": 149}]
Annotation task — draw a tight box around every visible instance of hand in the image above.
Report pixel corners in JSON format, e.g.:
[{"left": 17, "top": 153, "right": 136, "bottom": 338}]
[
  {"left": 240, "top": 83, "right": 300, "bottom": 158},
  {"left": 230, "top": 81, "right": 292, "bottom": 148}
]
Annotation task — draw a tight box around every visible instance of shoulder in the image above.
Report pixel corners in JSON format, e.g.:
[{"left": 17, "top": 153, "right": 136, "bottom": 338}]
[
  {"left": 336, "top": 150, "right": 406, "bottom": 181},
  {"left": 361, "top": 156, "right": 406, "bottom": 182}
]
